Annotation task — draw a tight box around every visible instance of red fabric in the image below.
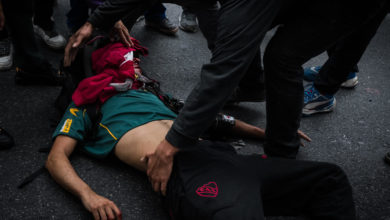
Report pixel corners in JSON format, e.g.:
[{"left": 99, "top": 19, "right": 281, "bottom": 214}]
[{"left": 72, "top": 39, "right": 148, "bottom": 106}]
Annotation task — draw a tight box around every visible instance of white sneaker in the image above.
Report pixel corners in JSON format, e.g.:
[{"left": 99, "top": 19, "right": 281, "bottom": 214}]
[
  {"left": 0, "top": 38, "right": 13, "bottom": 70},
  {"left": 34, "top": 25, "right": 66, "bottom": 49},
  {"left": 340, "top": 72, "right": 358, "bottom": 88}
]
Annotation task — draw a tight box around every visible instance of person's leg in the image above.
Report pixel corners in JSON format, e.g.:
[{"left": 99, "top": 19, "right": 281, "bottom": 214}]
[
  {"left": 144, "top": 2, "right": 166, "bottom": 22},
  {"left": 326, "top": 45, "right": 359, "bottom": 74},
  {"left": 166, "top": 0, "right": 282, "bottom": 148},
  {"left": 179, "top": 6, "right": 198, "bottom": 33},
  {"left": 191, "top": 1, "right": 219, "bottom": 50},
  {"left": 144, "top": 3, "right": 178, "bottom": 35},
  {"left": 3, "top": 0, "right": 43, "bottom": 69},
  {"left": 314, "top": 6, "right": 388, "bottom": 95},
  {"left": 190, "top": 2, "right": 264, "bottom": 104},
  {"left": 230, "top": 50, "right": 265, "bottom": 103},
  {"left": 33, "top": 0, "right": 66, "bottom": 49},
  {"left": 246, "top": 156, "right": 356, "bottom": 219},
  {"left": 33, "top": 0, "right": 54, "bottom": 30},
  {"left": 263, "top": 1, "right": 384, "bottom": 157},
  {"left": 2, "top": 0, "right": 63, "bottom": 85},
  {"left": 67, "top": 0, "right": 90, "bottom": 33},
  {"left": 166, "top": 141, "right": 265, "bottom": 220}
]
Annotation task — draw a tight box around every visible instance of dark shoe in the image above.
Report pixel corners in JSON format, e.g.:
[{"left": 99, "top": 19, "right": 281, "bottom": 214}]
[
  {"left": 145, "top": 18, "right": 178, "bottom": 35},
  {"left": 15, "top": 64, "right": 65, "bottom": 86},
  {"left": 179, "top": 9, "right": 198, "bottom": 33},
  {"left": 385, "top": 152, "right": 390, "bottom": 165},
  {"left": 0, "top": 127, "right": 14, "bottom": 150},
  {"left": 34, "top": 25, "right": 66, "bottom": 50},
  {"left": 227, "top": 87, "right": 266, "bottom": 105},
  {"left": 0, "top": 38, "right": 13, "bottom": 70}
]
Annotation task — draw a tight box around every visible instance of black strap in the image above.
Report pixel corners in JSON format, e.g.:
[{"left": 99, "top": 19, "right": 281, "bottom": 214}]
[{"left": 18, "top": 166, "right": 46, "bottom": 189}]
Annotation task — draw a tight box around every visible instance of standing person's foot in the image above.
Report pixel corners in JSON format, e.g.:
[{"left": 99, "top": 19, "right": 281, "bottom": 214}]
[
  {"left": 15, "top": 63, "right": 65, "bottom": 86},
  {"left": 179, "top": 9, "right": 198, "bottom": 33},
  {"left": 145, "top": 18, "right": 178, "bottom": 35},
  {"left": 303, "top": 66, "right": 358, "bottom": 88},
  {"left": 0, "top": 38, "right": 13, "bottom": 70},
  {"left": 0, "top": 127, "right": 14, "bottom": 150},
  {"left": 385, "top": 152, "right": 390, "bottom": 165},
  {"left": 33, "top": 25, "right": 67, "bottom": 49},
  {"left": 303, "top": 84, "right": 336, "bottom": 116},
  {"left": 340, "top": 72, "right": 359, "bottom": 88}
]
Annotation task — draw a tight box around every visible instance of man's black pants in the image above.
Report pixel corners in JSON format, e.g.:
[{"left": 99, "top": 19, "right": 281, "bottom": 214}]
[
  {"left": 166, "top": 141, "right": 356, "bottom": 220},
  {"left": 314, "top": 4, "right": 389, "bottom": 95},
  {"left": 2, "top": 0, "right": 54, "bottom": 69},
  {"left": 168, "top": 0, "right": 386, "bottom": 158}
]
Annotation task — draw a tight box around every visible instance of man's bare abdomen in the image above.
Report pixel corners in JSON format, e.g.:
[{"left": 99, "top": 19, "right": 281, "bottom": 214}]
[{"left": 114, "top": 120, "right": 174, "bottom": 171}]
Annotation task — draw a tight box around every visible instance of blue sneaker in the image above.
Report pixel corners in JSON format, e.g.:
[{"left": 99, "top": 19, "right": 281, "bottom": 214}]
[
  {"left": 303, "top": 66, "right": 358, "bottom": 88},
  {"left": 303, "top": 66, "right": 321, "bottom": 82},
  {"left": 303, "top": 84, "right": 336, "bottom": 116}
]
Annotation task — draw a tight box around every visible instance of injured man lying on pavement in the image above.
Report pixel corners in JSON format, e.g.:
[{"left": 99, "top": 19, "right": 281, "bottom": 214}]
[{"left": 46, "top": 39, "right": 356, "bottom": 220}]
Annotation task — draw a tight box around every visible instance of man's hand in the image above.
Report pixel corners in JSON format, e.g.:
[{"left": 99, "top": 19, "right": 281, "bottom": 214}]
[
  {"left": 111, "top": 20, "right": 133, "bottom": 47},
  {"left": 143, "top": 140, "right": 179, "bottom": 196},
  {"left": 81, "top": 191, "right": 122, "bottom": 220},
  {"left": 298, "top": 130, "right": 312, "bottom": 147},
  {"left": 64, "top": 22, "right": 93, "bottom": 67}
]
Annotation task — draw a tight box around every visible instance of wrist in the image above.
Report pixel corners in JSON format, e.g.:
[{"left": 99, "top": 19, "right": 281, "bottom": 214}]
[
  {"left": 160, "top": 140, "right": 179, "bottom": 157},
  {"left": 79, "top": 186, "right": 95, "bottom": 202}
]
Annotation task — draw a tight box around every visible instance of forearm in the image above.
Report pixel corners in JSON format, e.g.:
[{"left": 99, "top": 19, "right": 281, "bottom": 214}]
[
  {"left": 46, "top": 152, "right": 95, "bottom": 201},
  {"left": 232, "top": 119, "right": 265, "bottom": 139}
]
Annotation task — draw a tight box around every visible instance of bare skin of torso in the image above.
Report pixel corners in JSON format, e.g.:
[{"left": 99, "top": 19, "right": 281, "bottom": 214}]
[{"left": 114, "top": 120, "right": 174, "bottom": 172}]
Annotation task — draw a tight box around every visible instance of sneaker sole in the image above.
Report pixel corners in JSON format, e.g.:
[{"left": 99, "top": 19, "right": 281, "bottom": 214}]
[
  {"left": 33, "top": 25, "right": 66, "bottom": 50},
  {"left": 0, "top": 59, "right": 13, "bottom": 71},
  {"left": 178, "top": 12, "right": 198, "bottom": 33},
  {"left": 341, "top": 76, "right": 358, "bottom": 88},
  {"left": 302, "top": 98, "right": 336, "bottom": 116},
  {"left": 144, "top": 23, "right": 179, "bottom": 35},
  {"left": 0, "top": 45, "right": 13, "bottom": 70}
]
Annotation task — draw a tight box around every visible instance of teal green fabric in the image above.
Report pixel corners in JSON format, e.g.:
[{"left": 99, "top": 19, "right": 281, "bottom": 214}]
[{"left": 53, "top": 90, "right": 177, "bottom": 158}]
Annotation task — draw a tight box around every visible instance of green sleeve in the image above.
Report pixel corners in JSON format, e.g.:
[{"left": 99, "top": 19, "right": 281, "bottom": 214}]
[{"left": 52, "top": 102, "right": 92, "bottom": 141}]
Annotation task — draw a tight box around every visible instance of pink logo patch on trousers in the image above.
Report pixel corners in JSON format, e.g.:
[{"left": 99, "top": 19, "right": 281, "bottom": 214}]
[{"left": 196, "top": 182, "right": 218, "bottom": 197}]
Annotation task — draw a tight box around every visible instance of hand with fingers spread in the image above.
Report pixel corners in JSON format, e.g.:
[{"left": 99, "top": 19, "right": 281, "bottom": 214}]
[
  {"left": 111, "top": 20, "right": 133, "bottom": 47},
  {"left": 143, "top": 139, "right": 179, "bottom": 196},
  {"left": 297, "top": 130, "right": 312, "bottom": 147},
  {"left": 64, "top": 22, "right": 93, "bottom": 67},
  {"left": 81, "top": 191, "right": 122, "bottom": 220}
]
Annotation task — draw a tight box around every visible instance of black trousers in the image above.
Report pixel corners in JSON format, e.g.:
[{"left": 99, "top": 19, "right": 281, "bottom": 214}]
[
  {"left": 166, "top": 141, "right": 356, "bottom": 220},
  {"left": 314, "top": 4, "right": 389, "bottom": 95},
  {"left": 2, "top": 0, "right": 54, "bottom": 69},
  {"left": 261, "top": 1, "right": 386, "bottom": 158}
]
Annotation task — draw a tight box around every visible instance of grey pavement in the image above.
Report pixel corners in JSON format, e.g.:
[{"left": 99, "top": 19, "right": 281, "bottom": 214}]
[{"left": 0, "top": 2, "right": 390, "bottom": 220}]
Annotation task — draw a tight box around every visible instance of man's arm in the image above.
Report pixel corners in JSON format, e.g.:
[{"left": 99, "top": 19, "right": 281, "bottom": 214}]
[
  {"left": 46, "top": 135, "right": 121, "bottom": 220},
  {"left": 64, "top": 0, "right": 153, "bottom": 66}
]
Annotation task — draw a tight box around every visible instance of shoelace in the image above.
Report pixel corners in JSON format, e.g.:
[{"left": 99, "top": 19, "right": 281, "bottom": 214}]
[{"left": 304, "top": 85, "right": 319, "bottom": 103}]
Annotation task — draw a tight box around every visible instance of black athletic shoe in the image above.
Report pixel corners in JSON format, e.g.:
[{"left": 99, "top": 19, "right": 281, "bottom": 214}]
[
  {"left": 15, "top": 64, "right": 65, "bottom": 86},
  {"left": 385, "top": 152, "right": 390, "bottom": 165},
  {"left": 0, "top": 127, "right": 14, "bottom": 150}
]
